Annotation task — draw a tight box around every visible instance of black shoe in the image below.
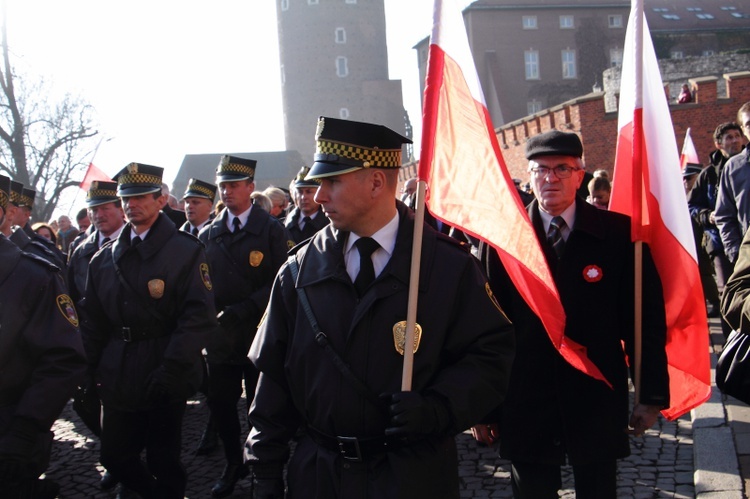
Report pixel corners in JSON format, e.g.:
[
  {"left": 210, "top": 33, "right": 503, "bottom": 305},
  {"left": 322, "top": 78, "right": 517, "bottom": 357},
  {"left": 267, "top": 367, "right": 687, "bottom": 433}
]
[
  {"left": 32, "top": 479, "right": 60, "bottom": 499},
  {"left": 196, "top": 425, "right": 219, "bottom": 456},
  {"left": 100, "top": 470, "right": 119, "bottom": 490},
  {"left": 211, "top": 463, "right": 249, "bottom": 498}
]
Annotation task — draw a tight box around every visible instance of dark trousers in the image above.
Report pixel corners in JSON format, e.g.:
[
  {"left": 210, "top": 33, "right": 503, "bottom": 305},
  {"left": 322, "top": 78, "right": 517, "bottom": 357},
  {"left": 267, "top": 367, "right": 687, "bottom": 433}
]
[
  {"left": 100, "top": 402, "right": 186, "bottom": 499},
  {"left": 207, "top": 362, "right": 259, "bottom": 465},
  {"left": 511, "top": 460, "right": 617, "bottom": 499}
]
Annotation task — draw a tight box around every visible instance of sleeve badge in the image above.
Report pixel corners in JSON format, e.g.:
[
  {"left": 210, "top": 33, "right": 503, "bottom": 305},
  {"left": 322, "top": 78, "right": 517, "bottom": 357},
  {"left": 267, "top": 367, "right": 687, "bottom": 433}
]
[
  {"left": 56, "top": 294, "right": 79, "bottom": 327},
  {"left": 200, "top": 263, "right": 213, "bottom": 291}
]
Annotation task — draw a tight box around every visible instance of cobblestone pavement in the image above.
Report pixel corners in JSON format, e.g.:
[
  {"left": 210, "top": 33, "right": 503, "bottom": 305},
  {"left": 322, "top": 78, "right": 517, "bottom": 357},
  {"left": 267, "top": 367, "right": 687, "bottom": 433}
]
[{"left": 47, "top": 388, "right": 696, "bottom": 498}]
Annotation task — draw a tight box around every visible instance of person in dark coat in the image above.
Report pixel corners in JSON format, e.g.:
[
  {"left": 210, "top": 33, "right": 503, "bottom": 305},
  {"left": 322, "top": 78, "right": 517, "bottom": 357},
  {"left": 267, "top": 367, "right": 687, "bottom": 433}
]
[
  {"left": 11, "top": 186, "right": 67, "bottom": 272},
  {"left": 67, "top": 181, "right": 125, "bottom": 306},
  {"left": 80, "top": 163, "right": 217, "bottom": 498},
  {"left": 244, "top": 117, "right": 516, "bottom": 499},
  {"left": 180, "top": 178, "right": 217, "bottom": 236},
  {"left": 474, "top": 130, "right": 669, "bottom": 499},
  {"left": 198, "top": 155, "right": 292, "bottom": 498},
  {"left": 0, "top": 174, "right": 87, "bottom": 498},
  {"left": 284, "top": 166, "right": 330, "bottom": 244}
]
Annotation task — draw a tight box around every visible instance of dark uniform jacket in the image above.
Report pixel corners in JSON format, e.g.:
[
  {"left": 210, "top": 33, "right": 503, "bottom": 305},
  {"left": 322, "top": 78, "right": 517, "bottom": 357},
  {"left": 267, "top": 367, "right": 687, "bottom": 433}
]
[
  {"left": 67, "top": 230, "right": 114, "bottom": 306},
  {"left": 199, "top": 207, "right": 291, "bottom": 364},
  {"left": 0, "top": 236, "right": 86, "bottom": 462},
  {"left": 483, "top": 198, "right": 669, "bottom": 465},
  {"left": 688, "top": 149, "right": 729, "bottom": 257},
  {"left": 9, "top": 227, "right": 61, "bottom": 270},
  {"left": 80, "top": 213, "right": 216, "bottom": 411},
  {"left": 284, "top": 205, "right": 329, "bottom": 244},
  {"left": 247, "top": 202, "right": 516, "bottom": 499},
  {"left": 22, "top": 223, "right": 66, "bottom": 271}
]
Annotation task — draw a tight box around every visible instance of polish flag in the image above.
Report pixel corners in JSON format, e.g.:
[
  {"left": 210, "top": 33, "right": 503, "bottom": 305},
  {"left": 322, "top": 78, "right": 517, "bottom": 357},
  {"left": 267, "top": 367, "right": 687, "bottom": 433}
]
[
  {"left": 679, "top": 128, "right": 701, "bottom": 169},
  {"left": 80, "top": 162, "right": 111, "bottom": 191},
  {"left": 419, "top": 0, "right": 609, "bottom": 385},
  {"left": 609, "top": 0, "right": 711, "bottom": 420}
]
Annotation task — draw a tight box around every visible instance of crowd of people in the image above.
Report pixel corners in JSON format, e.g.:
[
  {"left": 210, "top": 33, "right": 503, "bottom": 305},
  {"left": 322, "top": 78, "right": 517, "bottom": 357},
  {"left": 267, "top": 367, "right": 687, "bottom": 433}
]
[{"left": 1, "top": 103, "right": 749, "bottom": 499}]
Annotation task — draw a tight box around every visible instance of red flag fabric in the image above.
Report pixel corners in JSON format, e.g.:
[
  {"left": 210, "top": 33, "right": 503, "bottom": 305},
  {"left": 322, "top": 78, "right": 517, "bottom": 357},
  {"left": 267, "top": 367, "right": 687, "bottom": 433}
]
[
  {"left": 679, "top": 128, "right": 700, "bottom": 170},
  {"left": 419, "top": 0, "right": 610, "bottom": 386},
  {"left": 80, "top": 162, "right": 110, "bottom": 191},
  {"left": 609, "top": 0, "right": 711, "bottom": 420}
]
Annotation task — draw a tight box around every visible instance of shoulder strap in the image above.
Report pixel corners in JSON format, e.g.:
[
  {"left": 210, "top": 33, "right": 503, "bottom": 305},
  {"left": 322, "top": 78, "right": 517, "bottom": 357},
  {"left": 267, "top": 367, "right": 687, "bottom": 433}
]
[{"left": 287, "top": 256, "right": 385, "bottom": 413}]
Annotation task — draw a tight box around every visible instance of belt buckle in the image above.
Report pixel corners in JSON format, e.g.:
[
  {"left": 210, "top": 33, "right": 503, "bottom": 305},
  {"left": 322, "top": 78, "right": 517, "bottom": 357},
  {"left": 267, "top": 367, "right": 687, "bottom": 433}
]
[
  {"left": 122, "top": 327, "right": 132, "bottom": 342},
  {"left": 337, "top": 436, "right": 363, "bottom": 462}
]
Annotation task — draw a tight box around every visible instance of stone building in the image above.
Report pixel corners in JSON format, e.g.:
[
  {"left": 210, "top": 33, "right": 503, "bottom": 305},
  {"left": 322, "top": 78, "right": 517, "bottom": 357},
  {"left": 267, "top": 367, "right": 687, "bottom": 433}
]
[{"left": 277, "top": 0, "right": 406, "bottom": 163}]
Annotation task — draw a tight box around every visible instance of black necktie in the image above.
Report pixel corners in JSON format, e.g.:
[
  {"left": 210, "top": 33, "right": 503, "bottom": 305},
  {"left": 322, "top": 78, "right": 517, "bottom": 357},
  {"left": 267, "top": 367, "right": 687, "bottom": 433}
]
[
  {"left": 232, "top": 217, "right": 242, "bottom": 233},
  {"left": 191, "top": 226, "right": 199, "bottom": 236},
  {"left": 354, "top": 237, "right": 380, "bottom": 297},
  {"left": 301, "top": 216, "right": 314, "bottom": 238},
  {"left": 131, "top": 236, "right": 142, "bottom": 248},
  {"left": 101, "top": 237, "right": 111, "bottom": 248},
  {"left": 547, "top": 216, "right": 566, "bottom": 259}
]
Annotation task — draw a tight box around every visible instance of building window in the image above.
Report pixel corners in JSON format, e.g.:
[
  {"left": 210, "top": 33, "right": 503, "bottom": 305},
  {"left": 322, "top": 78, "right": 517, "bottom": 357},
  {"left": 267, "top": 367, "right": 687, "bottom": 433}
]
[
  {"left": 662, "top": 14, "right": 681, "bottom": 20},
  {"left": 562, "top": 50, "right": 576, "bottom": 78},
  {"left": 340, "top": 108, "right": 350, "bottom": 119},
  {"left": 281, "top": 0, "right": 289, "bottom": 11},
  {"left": 345, "top": 0, "right": 357, "bottom": 3},
  {"left": 731, "top": 12, "right": 744, "bottom": 18},
  {"left": 308, "top": 0, "right": 319, "bottom": 4},
  {"left": 336, "top": 56, "right": 348, "bottom": 77},
  {"left": 652, "top": 7, "right": 669, "bottom": 12},
  {"left": 335, "top": 28, "right": 346, "bottom": 43},
  {"left": 721, "top": 6, "right": 737, "bottom": 10},
  {"left": 559, "top": 15, "right": 574, "bottom": 29},
  {"left": 527, "top": 100, "right": 542, "bottom": 115},
  {"left": 608, "top": 15, "right": 623, "bottom": 28},
  {"left": 686, "top": 7, "right": 703, "bottom": 12},
  {"left": 671, "top": 50, "right": 684, "bottom": 59},
  {"left": 609, "top": 48, "right": 623, "bottom": 67},
  {"left": 522, "top": 16, "right": 537, "bottom": 29},
  {"left": 524, "top": 50, "right": 539, "bottom": 80},
  {"left": 696, "top": 13, "right": 715, "bottom": 19}
]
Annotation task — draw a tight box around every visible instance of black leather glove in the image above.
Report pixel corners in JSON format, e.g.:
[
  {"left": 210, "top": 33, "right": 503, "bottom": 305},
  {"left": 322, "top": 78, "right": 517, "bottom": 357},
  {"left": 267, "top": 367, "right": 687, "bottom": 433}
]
[
  {"left": 0, "top": 418, "right": 39, "bottom": 463},
  {"left": 72, "top": 377, "right": 101, "bottom": 437},
  {"left": 384, "top": 391, "right": 451, "bottom": 437},
  {"left": 146, "top": 366, "right": 183, "bottom": 402},
  {"left": 251, "top": 461, "right": 284, "bottom": 499}
]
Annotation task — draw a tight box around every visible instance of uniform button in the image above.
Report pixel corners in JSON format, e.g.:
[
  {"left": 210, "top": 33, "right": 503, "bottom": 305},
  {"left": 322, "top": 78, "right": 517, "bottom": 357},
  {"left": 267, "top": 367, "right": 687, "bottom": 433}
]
[{"left": 343, "top": 463, "right": 351, "bottom": 469}]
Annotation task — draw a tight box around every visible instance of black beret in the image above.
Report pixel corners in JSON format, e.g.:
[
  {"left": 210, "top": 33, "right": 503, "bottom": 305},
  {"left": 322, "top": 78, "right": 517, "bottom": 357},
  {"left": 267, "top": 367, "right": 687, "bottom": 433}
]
[{"left": 525, "top": 130, "right": 583, "bottom": 160}]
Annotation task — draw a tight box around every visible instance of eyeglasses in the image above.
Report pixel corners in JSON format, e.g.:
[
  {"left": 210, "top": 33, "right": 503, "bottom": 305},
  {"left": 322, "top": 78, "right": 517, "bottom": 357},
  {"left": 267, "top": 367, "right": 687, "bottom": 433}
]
[{"left": 529, "top": 165, "right": 581, "bottom": 179}]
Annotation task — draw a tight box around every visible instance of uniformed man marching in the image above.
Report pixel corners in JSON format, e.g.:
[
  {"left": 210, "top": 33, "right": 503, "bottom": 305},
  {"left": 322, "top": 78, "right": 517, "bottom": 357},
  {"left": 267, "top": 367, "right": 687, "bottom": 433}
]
[
  {"left": 244, "top": 117, "right": 515, "bottom": 498},
  {"left": 14, "top": 187, "right": 67, "bottom": 269},
  {"left": 181, "top": 178, "right": 217, "bottom": 236},
  {"left": 80, "top": 163, "right": 217, "bottom": 498},
  {"left": 0, "top": 174, "right": 87, "bottom": 498},
  {"left": 198, "top": 155, "right": 292, "bottom": 498},
  {"left": 284, "top": 166, "right": 329, "bottom": 244}
]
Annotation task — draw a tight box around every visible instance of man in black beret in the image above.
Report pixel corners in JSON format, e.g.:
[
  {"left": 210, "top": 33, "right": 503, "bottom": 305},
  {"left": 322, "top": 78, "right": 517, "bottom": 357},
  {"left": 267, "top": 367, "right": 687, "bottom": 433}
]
[
  {"left": 79, "top": 163, "right": 216, "bottom": 498},
  {"left": 474, "top": 129, "right": 669, "bottom": 498},
  {"left": 244, "top": 117, "right": 515, "bottom": 498},
  {"left": 284, "top": 166, "right": 329, "bottom": 244}
]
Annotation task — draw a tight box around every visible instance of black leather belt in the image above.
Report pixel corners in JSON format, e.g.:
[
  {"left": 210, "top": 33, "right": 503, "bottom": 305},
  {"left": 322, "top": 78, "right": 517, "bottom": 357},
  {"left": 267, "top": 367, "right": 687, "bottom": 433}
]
[
  {"left": 306, "top": 426, "right": 409, "bottom": 462},
  {"left": 116, "top": 326, "right": 167, "bottom": 342}
]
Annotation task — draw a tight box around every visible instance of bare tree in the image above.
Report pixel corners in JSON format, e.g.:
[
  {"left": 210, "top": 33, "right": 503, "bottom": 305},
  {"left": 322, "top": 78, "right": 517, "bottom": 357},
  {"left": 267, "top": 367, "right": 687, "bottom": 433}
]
[{"left": 0, "top": 11, "right": 99, "bottom": 223}]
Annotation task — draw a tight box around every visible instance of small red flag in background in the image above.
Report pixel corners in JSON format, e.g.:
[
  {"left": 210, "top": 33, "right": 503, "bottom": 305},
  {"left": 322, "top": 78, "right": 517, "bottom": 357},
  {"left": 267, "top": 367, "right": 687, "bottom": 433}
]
[
  {"left": 419, "top": 0, "right": 610, "bottom": 386},
  {"left": 679, "top": 128, "right": 701, "bottom": 170},
  {"left": 610, "top": 0, "right": 711, "bottom": 420},
  {"left": 79, "top": 162, "right": 110, "bottom": 191}
]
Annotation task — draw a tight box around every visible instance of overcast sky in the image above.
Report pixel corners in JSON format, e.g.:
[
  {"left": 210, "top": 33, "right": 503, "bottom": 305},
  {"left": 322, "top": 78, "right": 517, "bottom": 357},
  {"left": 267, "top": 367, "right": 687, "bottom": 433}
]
[{"left": 3, "top": 0, "right": 472, "bottom": 200}]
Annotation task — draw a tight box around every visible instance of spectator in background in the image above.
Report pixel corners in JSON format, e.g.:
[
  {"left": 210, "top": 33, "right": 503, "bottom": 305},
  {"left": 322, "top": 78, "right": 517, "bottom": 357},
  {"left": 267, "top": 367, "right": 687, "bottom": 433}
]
[
  {"left": 48, "top": 220, "right": 59, "bottom": 233},
  {"left": 587, "top": 176, "right": 611, "bottom": 210},
  {"left": 715, "top": 102, "right": 750, "bottom": 264},
  {"left": 75, "top": 208, "right": 91, "bottom": 233},
  {"left": 32, "top": 222, "right": 58, "bottom": 246},
  {"left": 56, "top": 215, "right": 79, "bottom": 254},
  {"left": 593, "top": 169, "right": 610, "bottom": 179},
  {"left": 262, "top": 187, "right": 289, "bottom": 220},
  {"left": 251, "top": 191, "right": 272, "bottom": 213},
  {"left": 689, "top": 122, "right": 744, "bottom": 322},
  {"left": 678, "top": 83, "right": 694, "bottom": 104},
  {"left": 400, "top": 177, "right": 417, "bottom": 203}
]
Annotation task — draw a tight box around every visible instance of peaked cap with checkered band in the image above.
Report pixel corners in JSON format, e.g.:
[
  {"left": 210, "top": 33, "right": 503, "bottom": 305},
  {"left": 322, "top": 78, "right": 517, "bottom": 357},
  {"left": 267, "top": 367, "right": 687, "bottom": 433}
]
[
  {"left": 9, "top": 180, "right": 23, "bottom": 206},
  {"left": 216, "top": 155, "right": 256, "bottom": 183},
  {"left": 114, "top": 163, "right": 164, "bottom": 197},
  {"left": 0, "top": 174, "right": 9, "bottom": 211},
  {"left": 86, "top": 180, "right": 119, "bottom": 207},
  {"left": 183, "top": 178, "right": 217, "bottom": 202},
  {"left": 307, "top": 117, "right": 411, "bottom": 180},
  {"left": 20, "top": 188, "right": 36, "bottom": 209}
]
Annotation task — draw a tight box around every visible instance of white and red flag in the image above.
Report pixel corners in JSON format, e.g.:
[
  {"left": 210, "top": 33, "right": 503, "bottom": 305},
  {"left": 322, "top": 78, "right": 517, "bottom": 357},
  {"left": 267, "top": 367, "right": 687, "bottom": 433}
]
[
  {"left": 679, "top": 128, "right": 701, "bottom": 169},
  {"left": 79, "top": 162, "right": 110, "bottom": 191},
  {"left": 609, "top": 0, "right": 711, "bottom": 419},
  {"left": 418, "top": 0, "right": 609, "bottom": 385}
]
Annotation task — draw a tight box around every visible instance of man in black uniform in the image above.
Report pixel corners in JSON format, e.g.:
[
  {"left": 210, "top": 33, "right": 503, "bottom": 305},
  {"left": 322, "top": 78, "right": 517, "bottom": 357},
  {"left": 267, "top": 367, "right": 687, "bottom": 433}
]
[
  {"left": 1, "top": 181, "right": 61, "bottom": 267},
  {"left": 67, "top": 181, "right": 125, "bottom": 306},
  {"left": 0, "top": 174, "right": 87, "bottom": 498},
  {"left": 181, "top": 178, "right": 217, "bottom": 235},
  {"left": 244, "top": 117, "right": 516, "bottom": 498},
  {"left": 284, "top": 166, "right": 329, "bottom": 244},
  {"left": 80, "top": 163, "right": 217, "bottom": 498},
  {"left": 14, "top": 187, "right": 66, "bottom": 268},
  {"left": 198, "top": 155, "right": 292, "bottom": 498}
]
